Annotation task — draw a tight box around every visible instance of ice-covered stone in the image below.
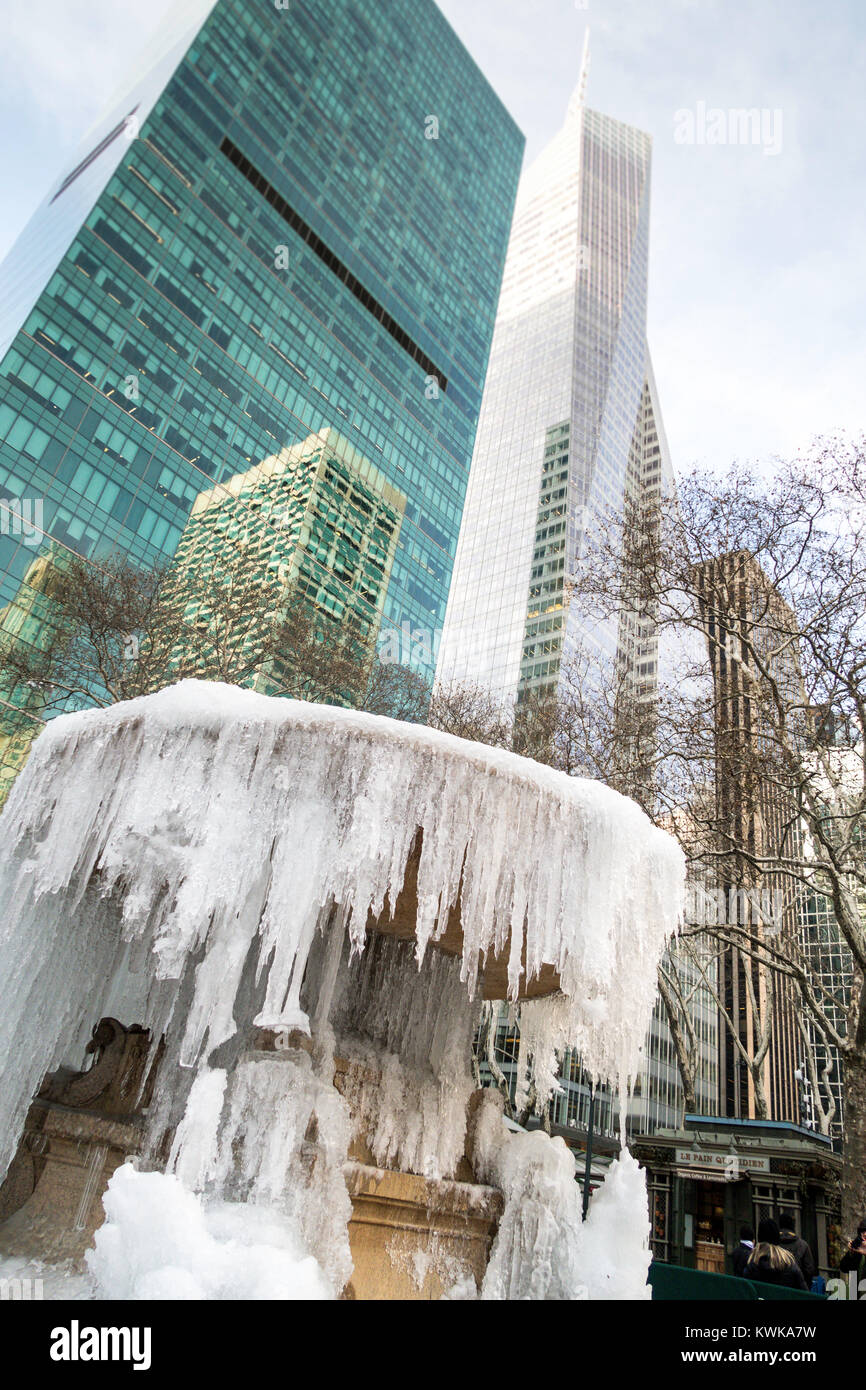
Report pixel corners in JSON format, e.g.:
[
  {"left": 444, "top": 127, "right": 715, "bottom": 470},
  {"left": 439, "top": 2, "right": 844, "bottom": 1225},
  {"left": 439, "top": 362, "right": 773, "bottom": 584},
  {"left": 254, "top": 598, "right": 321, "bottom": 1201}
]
[
  {"left": 0, "top": 680, "right": 683, "bottom": 1184},
  {"left": 0, "top": 680, "right": 684, "bottom": 1300}
]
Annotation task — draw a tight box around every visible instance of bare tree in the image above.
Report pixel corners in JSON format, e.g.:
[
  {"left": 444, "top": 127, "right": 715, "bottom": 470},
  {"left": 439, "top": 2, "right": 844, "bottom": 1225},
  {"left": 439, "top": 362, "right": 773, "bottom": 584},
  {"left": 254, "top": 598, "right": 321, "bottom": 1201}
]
[
  {"left": 426, "top": 679, "right": 512, "bottom": 748},
  {"left": 0, "top": 547, "right": 434, "bottom": 725},
  {"left": 568, "top": 436, "right": 866, "bottom": 1229},
  {"left": 656, "top": 934, "right": 717, "bottom": 1123},
  {"left": 0, "top": 550, "right": 192, "bottom": 713},
  {"left": 513, "top": 648, "right": 659, "bottom": 795},
  {"left": 362, "top": 658, "right": 430, "bottom": 723}
]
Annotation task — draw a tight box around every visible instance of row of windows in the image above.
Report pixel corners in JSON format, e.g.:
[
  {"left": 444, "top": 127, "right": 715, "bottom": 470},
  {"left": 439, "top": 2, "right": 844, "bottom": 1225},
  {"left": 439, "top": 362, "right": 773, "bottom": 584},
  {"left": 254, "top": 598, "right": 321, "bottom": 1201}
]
[
  {"left": 0, "top": 0, "right": 524, "bottom": 689},
  {"left": 220, "top": 137, "right": 449, "bottom": 393}
]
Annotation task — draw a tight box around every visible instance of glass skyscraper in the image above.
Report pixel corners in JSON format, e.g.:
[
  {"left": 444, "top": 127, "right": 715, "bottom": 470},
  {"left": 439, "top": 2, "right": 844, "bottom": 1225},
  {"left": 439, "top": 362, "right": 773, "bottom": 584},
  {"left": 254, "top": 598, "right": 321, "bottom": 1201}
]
[
  {"left": 799, "top": 884, "right": 851, "bottom": 1141},
  {"left": 440, "top": 59, "right": 709, "bottom": 1139},
  {"left": 436, "top": 67, "right": 671, "bottom": 704},
  {"left": 162, "top": 427, "right": 409, "bottom": 696},
  {"left": 0, "top": 0, "right": 523, "bottom": 797}
]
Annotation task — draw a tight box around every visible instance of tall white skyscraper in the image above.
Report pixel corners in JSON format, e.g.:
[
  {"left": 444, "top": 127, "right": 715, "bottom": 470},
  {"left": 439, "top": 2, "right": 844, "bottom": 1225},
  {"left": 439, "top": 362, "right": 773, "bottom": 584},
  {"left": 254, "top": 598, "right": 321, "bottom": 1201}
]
[
  {"left": 439, "top": 52, "right": 703, "bottom": 1141},
  {"left": 437, "top": 49, "right": 672, "bottom": 706}
]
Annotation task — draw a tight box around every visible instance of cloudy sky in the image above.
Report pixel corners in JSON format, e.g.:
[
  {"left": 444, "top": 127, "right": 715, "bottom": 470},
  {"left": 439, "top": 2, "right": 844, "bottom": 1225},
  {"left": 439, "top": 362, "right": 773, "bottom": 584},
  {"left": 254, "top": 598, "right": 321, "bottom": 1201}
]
[{"left": 0, "top": 0, "right": 863, "bottom": 475}]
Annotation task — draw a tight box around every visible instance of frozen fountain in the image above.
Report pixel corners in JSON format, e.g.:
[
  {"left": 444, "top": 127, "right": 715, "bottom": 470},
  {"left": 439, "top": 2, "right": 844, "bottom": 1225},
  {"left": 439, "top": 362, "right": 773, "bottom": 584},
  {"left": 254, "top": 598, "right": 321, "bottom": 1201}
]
[{"left": 0, "top": 681, "right": 683, "bottom": 1299}]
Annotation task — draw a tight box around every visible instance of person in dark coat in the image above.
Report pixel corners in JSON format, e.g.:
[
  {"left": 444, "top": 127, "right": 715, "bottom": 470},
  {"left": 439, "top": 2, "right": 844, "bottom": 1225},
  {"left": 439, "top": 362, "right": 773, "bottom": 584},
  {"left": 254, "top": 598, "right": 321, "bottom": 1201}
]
[
  {"left": 778, "top": 1211, "right": 817, "bottom": 1285},
  {"left": 732, "top": 1224, "right": 755, "bottom": 1277},
  {"left": 745, "top": 1218, "right": 808, "bottom": 1291},
  {"left": 839, "top": 1219, "right": 866, "bottom": 1276}
]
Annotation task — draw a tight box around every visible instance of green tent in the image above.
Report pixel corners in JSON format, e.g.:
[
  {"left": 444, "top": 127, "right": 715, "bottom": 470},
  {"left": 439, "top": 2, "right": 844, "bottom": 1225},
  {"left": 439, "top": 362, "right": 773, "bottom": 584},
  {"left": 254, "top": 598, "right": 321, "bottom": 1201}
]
[{"left": 648, "top": 1261, "right": 824, "bottom": 1301}]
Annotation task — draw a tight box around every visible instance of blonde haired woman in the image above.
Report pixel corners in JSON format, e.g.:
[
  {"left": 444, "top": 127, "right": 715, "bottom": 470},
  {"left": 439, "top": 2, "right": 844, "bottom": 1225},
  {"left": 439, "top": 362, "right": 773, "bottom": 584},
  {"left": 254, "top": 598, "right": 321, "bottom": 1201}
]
[{"left": 746, "top": 1218, "right": 808, "bottom": 1291}]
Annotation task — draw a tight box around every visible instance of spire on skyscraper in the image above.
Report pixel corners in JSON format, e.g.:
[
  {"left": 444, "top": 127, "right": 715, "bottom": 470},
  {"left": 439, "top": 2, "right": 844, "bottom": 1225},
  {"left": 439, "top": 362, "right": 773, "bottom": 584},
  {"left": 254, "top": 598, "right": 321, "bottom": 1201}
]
[
  {"left": 437, "top": 54, "right": 660, "bottom": 704},
  {"left": 568, "top": 28, "right": 591, "bottom": 120}
]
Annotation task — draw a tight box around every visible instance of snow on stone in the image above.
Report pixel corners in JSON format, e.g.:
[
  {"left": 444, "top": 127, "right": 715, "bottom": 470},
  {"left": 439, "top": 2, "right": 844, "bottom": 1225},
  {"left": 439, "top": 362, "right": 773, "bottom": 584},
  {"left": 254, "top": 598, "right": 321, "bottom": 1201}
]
[
  {"left": 0, "top": 1253, "right": 94, "bottom": 1301},
  {"left": 0, "top": 680, "right": 683, "bottom": 1187},
  {"left": 86, "top": 1165, "right": 333, "bottom": 1300}
]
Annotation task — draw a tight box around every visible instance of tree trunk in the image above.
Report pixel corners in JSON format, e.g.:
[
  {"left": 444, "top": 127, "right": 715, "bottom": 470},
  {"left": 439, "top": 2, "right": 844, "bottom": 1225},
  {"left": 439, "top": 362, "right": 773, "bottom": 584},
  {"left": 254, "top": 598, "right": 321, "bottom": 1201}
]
[
  {"left": 749, "top": 1066, "right": 769, "bottom": 1120},
  {"left": 842, "top": 1050, "right": 866, "bottom": 1235},
  {"left": 657, "top": 967, "right": 697, "bottom": 1117},
  {"left": 842, "top": 975, "right": 866, "bottom": 1236}
]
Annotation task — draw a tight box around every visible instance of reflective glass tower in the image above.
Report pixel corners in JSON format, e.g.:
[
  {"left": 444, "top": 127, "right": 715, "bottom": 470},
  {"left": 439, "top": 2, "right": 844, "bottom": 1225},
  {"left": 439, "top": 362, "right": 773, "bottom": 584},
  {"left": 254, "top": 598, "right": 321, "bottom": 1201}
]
[
  {"left": 436, "top": 53, "right": 671, "bottom": 704},
  {"left": 439, "top": 51, "right": 697, "bottom": 1140},
  {"left": 0, "top": 0, "right": 523, "bottom": 796}
]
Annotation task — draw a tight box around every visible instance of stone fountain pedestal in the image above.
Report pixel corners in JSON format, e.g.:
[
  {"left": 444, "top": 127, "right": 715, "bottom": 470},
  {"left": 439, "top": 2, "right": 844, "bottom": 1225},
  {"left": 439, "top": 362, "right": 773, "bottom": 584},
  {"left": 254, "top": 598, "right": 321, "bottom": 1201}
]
[
  {"left": 0, "top": 1020, "right": 155, "bottom": 1266},
  {"left": 335, "top": 1066, "right": 503, "bottom": 1301},
  {"left": 0, "top": 684, "right": 683, "bottom": 1299},
  {"left": 343, "top": 1164, "right": 502, "bottom": 1301},
  {"left": 0, "top": 1017, "right": 503, "bottom": 1300}
]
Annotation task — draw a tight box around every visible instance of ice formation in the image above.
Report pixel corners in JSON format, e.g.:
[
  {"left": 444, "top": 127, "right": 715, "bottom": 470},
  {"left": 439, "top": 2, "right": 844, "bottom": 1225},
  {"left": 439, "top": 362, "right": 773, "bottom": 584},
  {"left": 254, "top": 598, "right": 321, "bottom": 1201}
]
[
  {"left": 322, "top": 934, "right": 477, "bottom": 1180},
  {"left": 471, "top": 1092, "right": 652, "bottom": 1301},
  {"left": 86, "top": 1165, "right": 333, "bottom": 1301},
  {"left": 0, "top": 679, "right": 685, "bottom": 1299}
]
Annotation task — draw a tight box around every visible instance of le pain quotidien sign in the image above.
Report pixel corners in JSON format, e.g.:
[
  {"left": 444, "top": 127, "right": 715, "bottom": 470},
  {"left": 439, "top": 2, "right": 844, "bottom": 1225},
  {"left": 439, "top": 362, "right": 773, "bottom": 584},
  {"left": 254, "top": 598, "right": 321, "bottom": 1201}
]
[{"left": 675, "top": 1148, "right": 771, "bottom": 1180}]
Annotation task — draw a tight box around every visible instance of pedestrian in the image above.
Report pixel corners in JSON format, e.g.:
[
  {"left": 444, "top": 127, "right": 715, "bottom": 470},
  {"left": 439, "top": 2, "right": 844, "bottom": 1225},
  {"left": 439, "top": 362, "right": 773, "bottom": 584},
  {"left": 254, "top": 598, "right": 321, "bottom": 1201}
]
[
  {"left": 732, "top": 1223, "right": 755, "bottom": 1277},
  {"left": 777, "top": 1210, "right": 816, "bottom": 1284},
  {"left": 839, "top": 1219, "right": 866, "bottom": 1277},
  {"left": 745, "top": 1218, "right": 808, "bottom": 1291}
]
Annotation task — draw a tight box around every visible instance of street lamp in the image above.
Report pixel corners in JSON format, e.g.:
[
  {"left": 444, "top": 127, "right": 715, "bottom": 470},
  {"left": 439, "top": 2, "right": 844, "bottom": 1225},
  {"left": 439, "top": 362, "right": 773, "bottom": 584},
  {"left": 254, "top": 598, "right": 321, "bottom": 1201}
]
[
  {"left": 795, "top": 1061, "right": 815, "bottom": 1131},
  {"left": 582, "top": 1080, "right": 596, "bottom": 1219}
]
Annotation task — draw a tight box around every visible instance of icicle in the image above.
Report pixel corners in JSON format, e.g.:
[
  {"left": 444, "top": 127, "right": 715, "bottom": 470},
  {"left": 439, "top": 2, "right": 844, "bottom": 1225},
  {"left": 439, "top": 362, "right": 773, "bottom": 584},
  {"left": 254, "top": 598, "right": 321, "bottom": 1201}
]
[
  {"left": 0, "top": 680, "right": 683, "bottom": 1301},
  {"left": 0, "top": 679, "right": 683, "bottom": 1186},
  {"left": 470, "top": 1092, "right": 652, "bottom": 1301},
  {"left": 326, "top": 934, "right": 477, "bottom": 1181}
]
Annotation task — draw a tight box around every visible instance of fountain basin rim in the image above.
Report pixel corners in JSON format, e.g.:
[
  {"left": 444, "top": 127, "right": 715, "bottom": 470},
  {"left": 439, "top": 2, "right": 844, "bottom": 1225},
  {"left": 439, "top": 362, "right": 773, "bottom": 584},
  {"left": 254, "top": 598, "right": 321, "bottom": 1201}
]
[{"left": 35, "top": 679, "right": 670, "bottom": 834}]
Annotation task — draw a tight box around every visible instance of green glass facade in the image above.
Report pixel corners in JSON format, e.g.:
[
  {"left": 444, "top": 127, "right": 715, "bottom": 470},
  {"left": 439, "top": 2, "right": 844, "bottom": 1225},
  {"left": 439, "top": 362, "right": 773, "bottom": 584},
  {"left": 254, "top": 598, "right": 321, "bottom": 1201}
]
[
  {"left": 164, "top": 427, "right": 408, "bottom": 694},
  {"left": 0, "top": 0, "right": 523, "bottom": 778}
]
